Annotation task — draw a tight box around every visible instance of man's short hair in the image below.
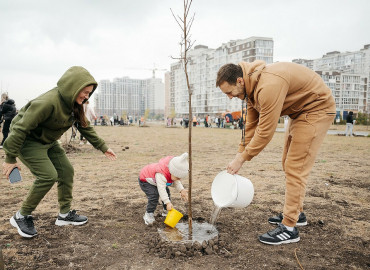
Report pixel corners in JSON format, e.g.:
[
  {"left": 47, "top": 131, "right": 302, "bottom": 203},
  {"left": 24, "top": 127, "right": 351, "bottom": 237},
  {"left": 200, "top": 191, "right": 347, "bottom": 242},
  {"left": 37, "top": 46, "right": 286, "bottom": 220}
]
[{"left": 216, "top": 63, "right": 243, "bottom": 87}]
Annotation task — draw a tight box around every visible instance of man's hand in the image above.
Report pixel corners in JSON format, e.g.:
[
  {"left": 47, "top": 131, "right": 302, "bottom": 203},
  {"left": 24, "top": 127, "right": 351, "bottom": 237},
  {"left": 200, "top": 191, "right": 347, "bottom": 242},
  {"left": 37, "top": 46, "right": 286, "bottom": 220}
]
[
  {"left": 2, "top": 162, "right": 21, "bottom": 178},
  {"left": 166, "top": 202, "right": 173, "bottom": 211},
  {"left": 226, "top": 153, "right": 245, "bottom": 175},
  {"left": 180, "top": 189, "right": 188, "bottom": 201},
  {"left": 104, "top": 148, "right": 117, "bottom": 161}
]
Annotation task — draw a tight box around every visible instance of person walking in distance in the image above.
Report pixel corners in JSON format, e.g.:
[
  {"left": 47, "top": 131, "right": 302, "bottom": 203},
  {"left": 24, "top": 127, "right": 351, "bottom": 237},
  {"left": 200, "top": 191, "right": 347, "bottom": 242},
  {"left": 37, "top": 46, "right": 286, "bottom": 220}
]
[{"left": 345, "top": 111, "right": 355, "bottom": 137}]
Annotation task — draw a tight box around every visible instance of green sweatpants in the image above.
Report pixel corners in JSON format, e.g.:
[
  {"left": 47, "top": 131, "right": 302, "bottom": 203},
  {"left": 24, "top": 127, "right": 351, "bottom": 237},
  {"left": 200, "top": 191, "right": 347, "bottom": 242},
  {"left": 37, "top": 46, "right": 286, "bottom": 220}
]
[{"left": 18, "top": 140, "right": 74, "bottom": 216}]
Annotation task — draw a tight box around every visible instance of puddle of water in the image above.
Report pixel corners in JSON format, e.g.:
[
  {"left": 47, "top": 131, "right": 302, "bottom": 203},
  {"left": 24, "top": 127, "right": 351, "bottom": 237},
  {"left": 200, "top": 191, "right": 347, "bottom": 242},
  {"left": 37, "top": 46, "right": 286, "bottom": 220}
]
[{"left": 158, "top": 221, "right": 218, "bottom": 243}]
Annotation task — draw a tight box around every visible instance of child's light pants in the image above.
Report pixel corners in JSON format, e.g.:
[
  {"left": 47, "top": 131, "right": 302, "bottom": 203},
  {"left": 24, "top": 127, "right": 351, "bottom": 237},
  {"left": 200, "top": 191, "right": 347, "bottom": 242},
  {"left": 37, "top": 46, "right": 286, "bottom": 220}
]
[{"left": 282, "top": 111, "right": 335, "bottom": 227}]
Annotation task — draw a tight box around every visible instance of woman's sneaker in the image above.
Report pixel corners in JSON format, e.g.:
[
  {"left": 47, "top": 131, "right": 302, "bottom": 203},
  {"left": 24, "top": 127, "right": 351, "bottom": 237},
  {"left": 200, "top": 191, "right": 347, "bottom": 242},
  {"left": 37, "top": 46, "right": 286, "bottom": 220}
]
[
  {"left": 268, "top": 212, "right": 307, "bottom": 226},
  {"left": 55, "top": 210, "right": 88, "bottom": 226},
  {"left": 10, "top": 214, "right": 37, "bottom": 238},
  {"left": 259, "top": 224, "right": 300, "bottom": 245}
]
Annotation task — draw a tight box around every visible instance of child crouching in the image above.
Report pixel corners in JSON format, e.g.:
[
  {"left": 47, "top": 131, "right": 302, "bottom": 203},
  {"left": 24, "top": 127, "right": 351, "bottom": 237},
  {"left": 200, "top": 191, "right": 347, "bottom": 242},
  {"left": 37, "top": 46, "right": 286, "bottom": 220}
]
[{"left": 139, "top": 153, "right": 189, "bottom": 225}]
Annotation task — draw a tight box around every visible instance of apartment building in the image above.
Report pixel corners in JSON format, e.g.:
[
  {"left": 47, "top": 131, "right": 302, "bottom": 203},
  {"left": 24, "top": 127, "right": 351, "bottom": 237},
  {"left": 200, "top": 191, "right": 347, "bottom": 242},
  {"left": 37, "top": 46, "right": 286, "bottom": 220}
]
[
  {"left": 95, "top": 76, "right": 164, "bottom": 118},
  {"left": 294, "top": 44, "right": 370, "bottom": 113},
  {"left": 168, "top": 37, "right": 274, "bottom": 117},
  {"left": 318, "top": 71, "right": 367, "bottom": 113}
]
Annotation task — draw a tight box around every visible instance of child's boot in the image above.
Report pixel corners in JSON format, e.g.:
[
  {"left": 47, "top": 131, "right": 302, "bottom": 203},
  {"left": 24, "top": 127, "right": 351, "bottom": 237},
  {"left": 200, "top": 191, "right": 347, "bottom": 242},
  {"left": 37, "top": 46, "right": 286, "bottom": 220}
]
[{"left": 143, "top": 212, "right": 155, "bottom": 226}]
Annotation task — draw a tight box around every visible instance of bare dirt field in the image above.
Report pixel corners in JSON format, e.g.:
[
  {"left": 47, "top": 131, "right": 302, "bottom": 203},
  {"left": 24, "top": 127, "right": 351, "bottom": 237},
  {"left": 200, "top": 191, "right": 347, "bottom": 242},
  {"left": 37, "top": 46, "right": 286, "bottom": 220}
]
[{"left": 1, "top": 124, "right": 369, "bottom": 269}]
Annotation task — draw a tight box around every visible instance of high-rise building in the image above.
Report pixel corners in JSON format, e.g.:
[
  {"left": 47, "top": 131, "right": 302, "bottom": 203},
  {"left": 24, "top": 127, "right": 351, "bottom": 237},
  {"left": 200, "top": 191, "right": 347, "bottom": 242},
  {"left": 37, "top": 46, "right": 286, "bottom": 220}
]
[
  {"left": 168, "top": 37, "right": 274, "bottom": 117},
  {"left": 95, "top": 76, "right": 164, "bottom": 118},
  {"left": 317, "top": 71, "right": 368, "bottom": 113},
  {"left": 164, "top": 71, "right": 171, "bottom": 118},
  {"left": 293, "top": 44, "right": 370, "bottom": 113},
  {"left": 291, "top": 59, "right": 314, "bottom": 70}
]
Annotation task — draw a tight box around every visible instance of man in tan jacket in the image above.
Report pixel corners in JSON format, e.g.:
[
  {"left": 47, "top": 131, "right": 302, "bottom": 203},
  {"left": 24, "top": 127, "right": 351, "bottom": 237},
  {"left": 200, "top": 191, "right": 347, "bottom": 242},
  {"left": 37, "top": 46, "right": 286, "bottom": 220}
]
[{"left": 216, "top": 60, "right": 336, "bottom": 245}]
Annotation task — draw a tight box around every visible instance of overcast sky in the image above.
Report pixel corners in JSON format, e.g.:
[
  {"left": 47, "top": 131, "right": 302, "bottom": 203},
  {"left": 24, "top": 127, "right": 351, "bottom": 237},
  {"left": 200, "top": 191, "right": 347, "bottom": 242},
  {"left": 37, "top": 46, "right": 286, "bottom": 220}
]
[{"left": 1, "top": 0, "right": 369, "bottom": 109}]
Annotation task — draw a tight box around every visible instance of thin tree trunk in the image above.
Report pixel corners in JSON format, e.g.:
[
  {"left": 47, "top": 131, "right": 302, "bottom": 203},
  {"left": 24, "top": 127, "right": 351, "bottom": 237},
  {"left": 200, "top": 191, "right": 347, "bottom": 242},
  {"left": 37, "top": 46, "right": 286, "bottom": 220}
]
[
  {"left": 171, "top": 0, "right": 194, "bottom": 236},
  {"left": 183, "top": 3, "right": 193, "bottom": 237}
]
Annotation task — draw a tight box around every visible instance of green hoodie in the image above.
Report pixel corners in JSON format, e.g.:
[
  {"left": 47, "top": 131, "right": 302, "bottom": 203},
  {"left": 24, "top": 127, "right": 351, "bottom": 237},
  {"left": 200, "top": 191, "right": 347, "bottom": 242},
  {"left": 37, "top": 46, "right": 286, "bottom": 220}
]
[{"left": 4, "top": 66, "right": 109, "bottom": 163}]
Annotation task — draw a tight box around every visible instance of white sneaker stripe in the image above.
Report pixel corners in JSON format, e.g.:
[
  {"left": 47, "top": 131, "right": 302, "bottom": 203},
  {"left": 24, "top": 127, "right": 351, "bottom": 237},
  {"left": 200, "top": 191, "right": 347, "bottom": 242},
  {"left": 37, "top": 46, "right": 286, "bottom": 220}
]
[{"left": 277, "top": 232, "right": 291, "bottom": 240}]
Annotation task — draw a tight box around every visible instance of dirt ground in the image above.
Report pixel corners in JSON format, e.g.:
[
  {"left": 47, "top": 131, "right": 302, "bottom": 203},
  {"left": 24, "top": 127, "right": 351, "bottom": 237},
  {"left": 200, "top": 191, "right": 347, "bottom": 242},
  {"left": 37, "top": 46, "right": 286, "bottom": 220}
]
[{"left": 0, "top": 123, "right": 369, "bottom": 269}]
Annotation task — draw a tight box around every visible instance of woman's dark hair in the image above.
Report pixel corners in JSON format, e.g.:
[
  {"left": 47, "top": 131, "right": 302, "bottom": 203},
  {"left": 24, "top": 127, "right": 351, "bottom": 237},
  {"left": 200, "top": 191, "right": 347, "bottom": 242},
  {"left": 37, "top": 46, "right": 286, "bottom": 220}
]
[
  {"left": 216, "top": 63, "right": 243, "bottom": 87},
  {"left": 73, "top": 102, "right": 88, "bottom": 128},
  {"left": 73, "top": 84, "right": 95, "bottom": 128}
]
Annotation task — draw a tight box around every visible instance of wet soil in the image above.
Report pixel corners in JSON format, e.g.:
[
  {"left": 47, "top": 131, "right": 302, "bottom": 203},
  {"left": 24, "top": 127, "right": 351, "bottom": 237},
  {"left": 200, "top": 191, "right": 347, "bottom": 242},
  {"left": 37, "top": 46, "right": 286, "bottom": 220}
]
[{"left": 0, "top": 124, "right": 369, "bottom": 269}]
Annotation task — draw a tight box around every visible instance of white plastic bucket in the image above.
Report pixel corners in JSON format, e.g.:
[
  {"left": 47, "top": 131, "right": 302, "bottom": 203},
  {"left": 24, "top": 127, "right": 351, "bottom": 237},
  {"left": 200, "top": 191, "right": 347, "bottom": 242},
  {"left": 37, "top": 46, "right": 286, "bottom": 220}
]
[{"left": 211, "top": 170, "right": 254, "bottom": 208}]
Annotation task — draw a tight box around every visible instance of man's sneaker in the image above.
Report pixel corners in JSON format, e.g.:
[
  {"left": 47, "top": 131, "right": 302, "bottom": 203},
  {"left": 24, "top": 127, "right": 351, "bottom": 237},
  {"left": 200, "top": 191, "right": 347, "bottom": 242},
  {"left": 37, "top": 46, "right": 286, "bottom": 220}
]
[
  {"left": 259, "top": 224, "right": 300, "bottom": 245},
  {"left": 143, "top": 212, "right": 155, "bottom": 225},
  {"left": 10, "top": 214, "right": 37, "bottom": 238},
  {"left": 268, "top": 212, "right": 307, "bottom": 226},
  {"left": 55, "top": 210, "right": 88, "bottom": 226}
]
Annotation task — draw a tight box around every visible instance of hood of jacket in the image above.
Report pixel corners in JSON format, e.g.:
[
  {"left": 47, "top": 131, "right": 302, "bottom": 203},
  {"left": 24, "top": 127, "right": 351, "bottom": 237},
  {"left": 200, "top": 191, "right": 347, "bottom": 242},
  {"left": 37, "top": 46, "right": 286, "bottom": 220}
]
[
  {"left": 239, "top": 61, "right": 266, "bottom": 98},
  {"left": 57, "top": 66, "right": 98, "bottom": 109}
]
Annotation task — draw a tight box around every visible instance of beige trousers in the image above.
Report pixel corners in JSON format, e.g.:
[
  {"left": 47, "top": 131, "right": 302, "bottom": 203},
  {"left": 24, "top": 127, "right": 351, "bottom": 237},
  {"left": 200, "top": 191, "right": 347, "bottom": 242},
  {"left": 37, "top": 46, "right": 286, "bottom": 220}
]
[{"left": 282, "top": 111, "right": 335, "bottom": 227}]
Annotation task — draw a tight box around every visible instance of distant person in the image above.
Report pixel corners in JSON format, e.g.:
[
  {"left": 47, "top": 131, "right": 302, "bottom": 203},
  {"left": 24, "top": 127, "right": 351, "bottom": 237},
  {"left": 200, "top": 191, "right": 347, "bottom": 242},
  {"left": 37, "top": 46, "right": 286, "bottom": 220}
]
[
  {"left": 215, "top": 117, "right": 219, "bottom": 128},
  {"left": 216, "top": 60, "right": 336, "bottom": 245},
  {"left": 207, "top": 115, "right": 212, "bottom": 128},
  {"left": 140, "top": 116, "right": 144, "bottom": 126},
  {"left": 139, "top": 153, "right": 189, "bottom": 225},
  {"left": 345, "top": 111, "right": 355, "bottom": 137},
  {"left": 193, "top": 116, "right": 197, "bottom": 127},
  {"left": 0, "top": 93, "right": 17, "bottom": 148},
  {"left": 184, "top": 118, "right": 189, "bottom": 128},
  {"left": 79, "top": 101, "right": 97, "bottom": 145},
  {"left": 238, "top": 117, "right": 244, "bottom": 130},
  {"left": 113, "top": 113, "right": 118, "bottom": 125},
  {"left": 3, "top": 66, "right": 117, "bottom": 238}
]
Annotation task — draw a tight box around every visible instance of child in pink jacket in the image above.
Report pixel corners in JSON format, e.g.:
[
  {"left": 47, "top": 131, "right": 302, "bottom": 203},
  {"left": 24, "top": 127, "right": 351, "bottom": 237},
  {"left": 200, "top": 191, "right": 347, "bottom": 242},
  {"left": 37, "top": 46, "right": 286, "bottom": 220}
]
[{"left": 139, "top": 153, "right": 189, "bottom": 225}]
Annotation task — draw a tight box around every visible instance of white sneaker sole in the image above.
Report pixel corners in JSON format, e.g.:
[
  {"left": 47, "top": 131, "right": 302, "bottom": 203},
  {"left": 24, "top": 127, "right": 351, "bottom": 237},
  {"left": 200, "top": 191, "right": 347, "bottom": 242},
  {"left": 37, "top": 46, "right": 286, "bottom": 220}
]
[
  {"left": 259, "top": 236, "right": 300, "bottom": 245},
  {"left": 55, "top": 219, "right": 88, "bottom": 226},
  {"left": 10, "top": 216, "right": 37, "bottom": 238},
  {"left": 143, "top": 217, "right": 155, "bottom": 226},
  {"left": 269, "top": 221, "right": 307, "bottom": 226}
]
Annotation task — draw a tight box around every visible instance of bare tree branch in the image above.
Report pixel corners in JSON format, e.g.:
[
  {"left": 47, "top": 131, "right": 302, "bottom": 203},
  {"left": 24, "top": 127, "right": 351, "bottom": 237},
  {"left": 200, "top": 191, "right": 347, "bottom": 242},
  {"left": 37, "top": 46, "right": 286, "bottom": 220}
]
[
  {"left": 177, "top": 15, "right": 184, "bottom": 24},
  {"left": 186, "top": 14, "right": 195, "bottom": 35},
  {"left": 185, "top": 0, "right": 193, "bottom": 17},
  {"left": 170, "top": 8, "right": 184, "bottom": 31}
]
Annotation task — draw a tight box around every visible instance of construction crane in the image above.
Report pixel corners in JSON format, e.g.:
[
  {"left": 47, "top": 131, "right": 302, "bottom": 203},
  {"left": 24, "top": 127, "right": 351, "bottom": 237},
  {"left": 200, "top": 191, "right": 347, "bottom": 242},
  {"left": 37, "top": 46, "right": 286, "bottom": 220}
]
[
  {"left": 122, "top": 65, "right": 167, "bottom": 79},
  {"left": 150, "top": 67, "right": 167, "bottom": 79}
]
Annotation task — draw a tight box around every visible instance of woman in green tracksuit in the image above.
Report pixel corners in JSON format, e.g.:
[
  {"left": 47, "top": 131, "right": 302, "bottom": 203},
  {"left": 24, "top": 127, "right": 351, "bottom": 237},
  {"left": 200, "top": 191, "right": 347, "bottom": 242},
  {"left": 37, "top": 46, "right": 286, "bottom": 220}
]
[{"left": 2, "top": 66, "right": 117, "bottom": 238}]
